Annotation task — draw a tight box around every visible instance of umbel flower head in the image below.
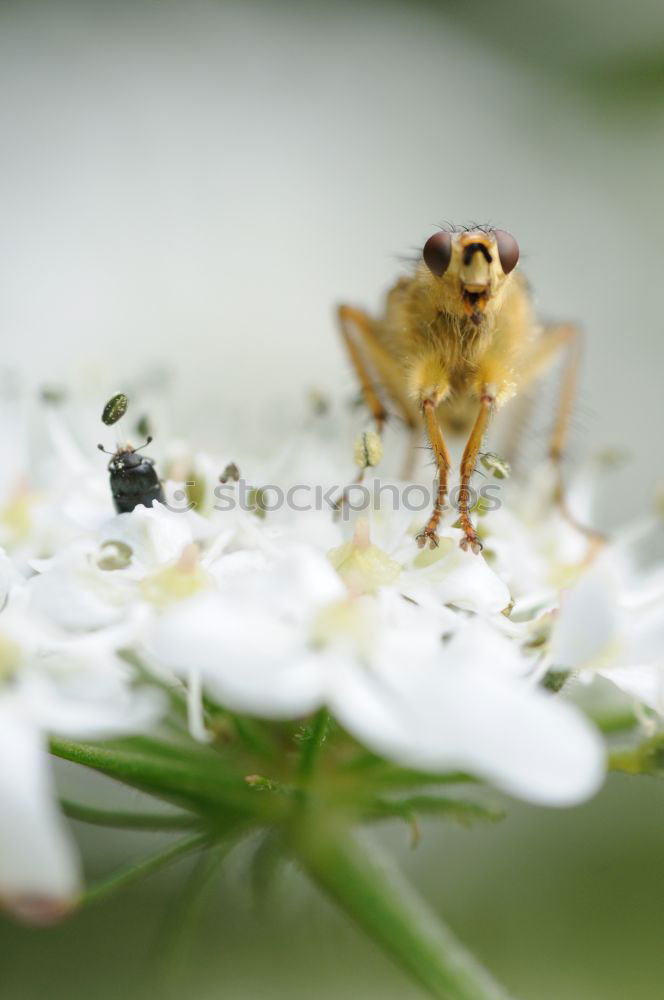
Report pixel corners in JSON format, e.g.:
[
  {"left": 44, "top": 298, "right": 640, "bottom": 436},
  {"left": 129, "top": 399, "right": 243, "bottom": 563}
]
[
  {"left": 0, "top": 383, "right": 661, "bottom": 1000},
  {"left": 148, "top": 534, "right": 604, "bottom": 806}
]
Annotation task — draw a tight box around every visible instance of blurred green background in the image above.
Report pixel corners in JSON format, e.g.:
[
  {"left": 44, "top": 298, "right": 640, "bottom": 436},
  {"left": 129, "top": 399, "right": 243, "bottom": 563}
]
[
  {"left": 2, "top": 773, "right": 664, "bottom": 999},
  {"left": 1, "top": 1, "right": 663, "bottom": 996}
]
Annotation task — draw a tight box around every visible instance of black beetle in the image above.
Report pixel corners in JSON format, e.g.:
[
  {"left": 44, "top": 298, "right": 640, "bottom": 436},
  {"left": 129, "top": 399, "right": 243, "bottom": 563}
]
[{"left": 98, "top": 436, "right": 165, "bottom": 514}]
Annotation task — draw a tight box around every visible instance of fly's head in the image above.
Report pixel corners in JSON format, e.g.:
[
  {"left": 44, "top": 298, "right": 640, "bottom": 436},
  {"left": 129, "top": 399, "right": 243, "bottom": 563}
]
[{"left": 422, "top": 227, "right": 520, "bottom": 325}]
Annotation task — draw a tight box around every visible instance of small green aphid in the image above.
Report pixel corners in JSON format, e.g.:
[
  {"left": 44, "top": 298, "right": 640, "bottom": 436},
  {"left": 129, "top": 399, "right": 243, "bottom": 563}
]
[{"left": 102, "top": 393, "right": 129, "bottom": 426}]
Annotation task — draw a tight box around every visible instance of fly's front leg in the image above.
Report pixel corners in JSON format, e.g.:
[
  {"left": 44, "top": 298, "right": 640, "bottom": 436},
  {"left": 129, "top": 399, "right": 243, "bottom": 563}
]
[
  {"left": 458, "top": 389, "right": 495, "bottom": 553},
  {"left": 338, "top": 305, "right": 389, "bottom": 437},
  {"left": 334, "top": 305, "right": 421, "bottom": 513},
  {"left": 338, "top": 305, "right": 422, "bottom": 477},
  {"left": 333, "top": 305, "right": 389, "bottom": 515},
  {"left": 416, "top": 395, "right": 451, "bottom": 549}
]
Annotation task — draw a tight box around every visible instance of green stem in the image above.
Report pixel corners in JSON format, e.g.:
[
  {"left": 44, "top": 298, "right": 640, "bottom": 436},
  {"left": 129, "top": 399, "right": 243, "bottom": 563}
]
[
  {"left": 591, "top": 710, "right": 640, "bottom": 734},
  {"left": 609, "top": 749, "right": 642, "bottom": 774},
  {"left": 344, "top": 756, "right": 476, "bottom": 788},
  {"left": 368, "top": 795, "right": 504, "bottom": 825},
  {"left": 61, "top": 798, "right": 202, "bottom": 831},
  {"left": 82, "top": 832, "right": 211, "bottom": 906},
  {"left": 158, "top": 841, "right": 230, "bottom": 985},
  {"left": 609, "top": 731, "right": 664, "bottom": 776},
  {"left": 250, "top": 830, "right": 284, "bottom": 905},
  {"left": 292, "top": 824, "right": 515, "bottom": 1000},
  {"left": 298, "top": 708, "right": 330, "bottom": 782},
  {"left": 50, "top": 737, "right": 263, "bottom": 818},
  {"left": 231, "top": 714, "right": 278, "bottom": 759},
  {"left": 120, "top": 649, "right": 190, "bottom": 724}
]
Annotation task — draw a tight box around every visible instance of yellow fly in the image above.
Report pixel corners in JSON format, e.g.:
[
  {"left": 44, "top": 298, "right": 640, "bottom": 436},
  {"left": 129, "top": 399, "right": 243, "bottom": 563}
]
[{"left": 337, "top": 224, "right": 591, "bottom": 553}]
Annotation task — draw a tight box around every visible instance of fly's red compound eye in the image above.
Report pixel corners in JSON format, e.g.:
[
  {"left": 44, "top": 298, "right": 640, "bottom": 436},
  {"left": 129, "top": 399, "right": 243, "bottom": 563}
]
[
  {"left": 494, "top": 230, "right": 519, "bottom": 274},
  {"left": 423, "top": 231, "right": 452, "bottom": 276}
]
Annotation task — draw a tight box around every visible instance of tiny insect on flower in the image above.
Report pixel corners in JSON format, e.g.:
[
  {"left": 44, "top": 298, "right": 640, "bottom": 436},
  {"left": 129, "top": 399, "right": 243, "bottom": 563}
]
[
  {"left": 98, "top": 395, "right": 164, "bottom": 513},
  {"left": 98, "top": 439, "right": 165, "bottom": 514}
]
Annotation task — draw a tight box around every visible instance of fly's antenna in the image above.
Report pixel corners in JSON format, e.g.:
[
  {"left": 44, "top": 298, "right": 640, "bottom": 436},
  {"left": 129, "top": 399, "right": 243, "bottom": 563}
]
[{"left": 97, "top": 444, "right": 116, "bottom": 456}]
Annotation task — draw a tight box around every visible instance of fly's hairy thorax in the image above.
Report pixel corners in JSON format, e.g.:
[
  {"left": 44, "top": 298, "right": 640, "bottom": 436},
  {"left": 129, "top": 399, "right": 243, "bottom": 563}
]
[{"left": 374, "top": 266, "right": 537, "bottom": 426}]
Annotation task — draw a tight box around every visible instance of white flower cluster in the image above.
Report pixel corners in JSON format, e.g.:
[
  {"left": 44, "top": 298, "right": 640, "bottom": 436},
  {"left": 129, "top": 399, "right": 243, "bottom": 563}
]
[{"left": 0, "top": 397, "right": 662, "bottom": 918}]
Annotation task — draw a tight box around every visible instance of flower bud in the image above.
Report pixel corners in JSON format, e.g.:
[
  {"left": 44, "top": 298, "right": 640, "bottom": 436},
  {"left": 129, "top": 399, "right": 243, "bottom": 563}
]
[{"left": 354, "top": 431, "right": 383, "bottom": 470}]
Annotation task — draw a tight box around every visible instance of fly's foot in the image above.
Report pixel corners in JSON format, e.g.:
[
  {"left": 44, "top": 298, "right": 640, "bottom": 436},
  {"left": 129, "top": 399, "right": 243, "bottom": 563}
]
[
  {"left": 459, "top": 526, "right": 483, "bottom": 555},
  {"left": 416, "top": 526, "right": 440, "bottom": 550}
]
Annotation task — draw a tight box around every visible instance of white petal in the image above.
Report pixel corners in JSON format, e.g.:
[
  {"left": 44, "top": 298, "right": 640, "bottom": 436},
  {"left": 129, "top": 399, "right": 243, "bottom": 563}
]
[
  {"left": 148, "top": 595, "right": 325, "bottom": 718},
  {"left": 598, "top": 665, "right": 664, "bottom": 714},
  {"left": 440, "top": 671, "right": 606, "bottom": 806},
  {"left": 0, "top": 551, "right": 20, "bottom": 606},
  {"left": 348, "top": 486, "right": 420, "bottom": 556},
  {"left": 277, "top": 508, "right": 345, "bottom": 552},
  {"left": 402, "top": 541, "right": 511, "bottom": 616},
  {"left": 99, "top": 504, "right": 196, "bottom": 571},
  {"left": 549, "top": 564, "right": 621, "bottom": 670},
  {"left": 29, "top": 567, "right": 131, "bottom": 631},
  {"left": 23, "top": 668, "right": 165, "bottom": 739},
  {"left": 329, "top": 657, "right": 417, "bottom": 750},
  {"left": 205, "top": 547, "right": 269, "bottom": 581},
  {"left": 444, "top": 619, "right": 536, "bottom": 680},
  {"left": 0, "top": 706, "right": 80, "bottom": 912},
  {"left": 624, "top": 605, "right": 664, "bottom": 667},
  {"left": 335, "top": 655, "right": 605, "bottom": 806},
  {"left": 10, "top": 628, "right": 166, "bottom": 739}
]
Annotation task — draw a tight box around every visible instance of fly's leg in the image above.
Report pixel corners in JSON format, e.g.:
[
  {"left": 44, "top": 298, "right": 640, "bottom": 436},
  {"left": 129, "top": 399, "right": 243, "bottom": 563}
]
[
  {"left": 400, "top": 426, "right": 420, "bottom": 481},
  {"left": 339, "top": 306, "right": 420, "bottom": 433},
  {"left": 332, "top": 306, "right": 387, "bottom": 514},
  {"left": 458, "top": 390, "right": 494, "bottom": 553},
  {"left": 547, "top": 325, "right": 580, "bottom": 467},
  {"left": 338, "top": 305, "right": 390, "bottom": 437},
  {"left": 521, "top": 324, "right": 605, "bottom": 548},
  {"left": 334, "top": 305, "right": 420, "bottom": 512},
  {"left": 416, "top": 396, "right": 452, "bottom": 549},
  {"left": 548, "top": 327, "right": 605, "bottom": 549},
  {"left": 502, "top": 323, "right": 577, "bottom": 470},
  {"left": 502, "top": 386, "right": 536, "bottom": 473}
]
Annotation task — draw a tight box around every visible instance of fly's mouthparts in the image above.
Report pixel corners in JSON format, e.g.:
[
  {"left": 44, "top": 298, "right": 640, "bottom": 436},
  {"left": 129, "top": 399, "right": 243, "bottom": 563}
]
[{"left": 461, "top": 287, "right": 488, "bottom": 325}]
